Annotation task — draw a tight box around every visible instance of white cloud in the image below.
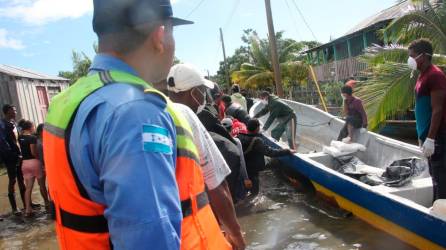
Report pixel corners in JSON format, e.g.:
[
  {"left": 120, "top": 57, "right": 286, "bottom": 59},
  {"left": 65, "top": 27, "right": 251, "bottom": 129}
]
[
  {"left": 0, "top": 0, "right": 93, "bottom": 25},
  {"left": 0, "top": 29, "right": 25, "bottom": 50}
]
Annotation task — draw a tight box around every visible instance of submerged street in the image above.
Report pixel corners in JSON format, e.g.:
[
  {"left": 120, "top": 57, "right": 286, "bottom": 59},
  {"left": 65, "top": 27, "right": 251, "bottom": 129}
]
[{"left": 0, "top": 168, "right": 415, "bottom": 250}]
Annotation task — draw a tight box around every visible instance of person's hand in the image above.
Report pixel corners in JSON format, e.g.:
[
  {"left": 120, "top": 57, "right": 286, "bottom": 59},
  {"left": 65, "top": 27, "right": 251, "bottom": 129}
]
[
  {"left": 289, "top": 149, "right": 297, "bottom": 154},
  {"left": 360, "top": 128, "right": 367, "bottom": 134},
  {"left": 227, "top": 231, "right": 246, "bottom": 250},
  {"left": 244, "top": 179, "right": 253, "bottom": 189},
  {"left": 342, "top": 136, "right": 351, "bottom": 143},
  {"left": 422, "top": 138, "right": 435, "bottom": 157}
]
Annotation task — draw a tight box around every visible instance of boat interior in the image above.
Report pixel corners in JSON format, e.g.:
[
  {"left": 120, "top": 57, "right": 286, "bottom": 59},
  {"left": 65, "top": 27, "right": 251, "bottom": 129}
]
[{"left": 251, "top": 100, "right": 434, "bottom": 208}]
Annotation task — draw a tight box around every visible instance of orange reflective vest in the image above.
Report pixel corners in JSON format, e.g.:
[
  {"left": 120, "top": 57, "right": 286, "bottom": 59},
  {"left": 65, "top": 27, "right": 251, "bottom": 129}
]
[{"left": 43, "top": 70, "right": 231, "bottom": 250}]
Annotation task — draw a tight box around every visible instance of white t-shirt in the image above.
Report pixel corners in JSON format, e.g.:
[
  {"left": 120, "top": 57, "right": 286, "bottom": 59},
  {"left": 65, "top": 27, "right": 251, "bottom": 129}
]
[{"left": 173, "top": 103, "right": 231, "bottom": 190}]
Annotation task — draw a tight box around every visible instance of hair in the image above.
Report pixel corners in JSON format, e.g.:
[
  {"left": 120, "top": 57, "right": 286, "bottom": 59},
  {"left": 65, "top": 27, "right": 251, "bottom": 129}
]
[
  {"left": 259, "top": 91, "right": 270, "bottom": 98},
  {"left": 36, "top": 123, "right": 44, "bottom": 137},
  {"left": 341, "top": 85, "right": 353, "bottom": 95},
  {"left": 247, "top": 118, "right": 260, "bottom": 132},
  {"left": 408, "top": 38, "right": 433, "bottom": 60},
  {"left": 221, "top": 95, "right": 232, "bottom": 105},
  {"left": 210, "top": 83, "right": 222, "bottom": 101},
  {"left": 231, "top": 84, "right": 240, "bottom": 93},
  {"left": 240, "top": 89, "right": 248, "bottom": 97},
  {"left": 2, "top": 104, "right": 14, "bottom": 115},
  {"left": 345, "top": 76, "right": 355, "bottom": 84},
  {"left": 20, "top": 120, "right": 33, "bottom": 131},
  {"left": 98, "top": 22, "right": 165, "bottom": 54}
]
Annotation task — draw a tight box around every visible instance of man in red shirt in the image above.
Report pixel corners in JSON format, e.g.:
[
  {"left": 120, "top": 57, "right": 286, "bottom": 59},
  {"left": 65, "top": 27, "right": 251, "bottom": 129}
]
[{"left": 409, "top": 39, "right": 446, "bottom": 201}]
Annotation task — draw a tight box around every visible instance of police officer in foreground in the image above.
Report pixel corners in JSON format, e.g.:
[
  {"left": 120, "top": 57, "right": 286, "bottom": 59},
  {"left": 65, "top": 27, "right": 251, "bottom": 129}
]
[{"left": 43, "top": 0, "right": 229, "bottom": 249}]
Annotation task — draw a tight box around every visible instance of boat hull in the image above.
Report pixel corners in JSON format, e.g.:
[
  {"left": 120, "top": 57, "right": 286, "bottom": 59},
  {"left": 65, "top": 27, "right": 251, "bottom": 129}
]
[{"left": 268, "top": 141, "right": 446, "bottom": 250}]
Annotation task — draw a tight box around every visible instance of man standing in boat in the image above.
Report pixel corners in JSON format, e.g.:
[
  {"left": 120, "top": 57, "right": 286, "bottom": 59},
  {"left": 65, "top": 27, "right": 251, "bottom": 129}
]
[
  {"left": 337, "top": 85, "right": 368, "bottom": 143},
  {"left": 409, "top": 38, "right": 446, "bottom": 201},
  {"left": 254, "top": 91, "right": 297, "bottom": 150}
]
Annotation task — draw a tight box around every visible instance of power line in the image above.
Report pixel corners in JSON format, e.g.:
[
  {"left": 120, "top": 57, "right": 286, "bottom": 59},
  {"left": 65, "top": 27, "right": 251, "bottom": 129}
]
[
  {"left": 290, "top": 0, "right": 318, "bottom": 41},
  {"left": 223, "top": 0, "right": 241, "bottom": 30},
  {"left": 186, "top": 0, "right": 207, "bottom": 18},
  {"left": 283, "top": 0, "right": 302, "bottom": 40}
]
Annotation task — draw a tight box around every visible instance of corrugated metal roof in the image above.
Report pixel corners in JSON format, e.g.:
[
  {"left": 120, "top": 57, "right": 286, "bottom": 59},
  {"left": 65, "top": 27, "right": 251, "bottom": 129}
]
[
  {"left": 0, "top": 64, "right": 69, "bottom": 81},
  {"left": 344, "top": 1, "right": 415, "bottom": 37},
  {"left": 305, "top": 0, "right": 417, "bottom": 53}
]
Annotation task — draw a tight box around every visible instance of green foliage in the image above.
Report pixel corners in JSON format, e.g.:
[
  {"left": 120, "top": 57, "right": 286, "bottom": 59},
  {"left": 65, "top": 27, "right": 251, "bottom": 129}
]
[
  {"left": 58, "top": 50, "right": 92, "bottom": 84},
  {"left": 321, "top": 81, "right": 344, "bottom": 107},
  {"left": 357, "top": 45, "right": 446, "bottom": 131},
  {"left": 385, "top": 0, "right": 446, "bottom": 54},
  {"left": 356, "top": 1, "right": 446, "bottom": 131},
  {"left": 229, "top": 30, "right": 319, "bottom": 90},
  {"left": 213, "top": 29, "right": 320, "bottom": 90}
]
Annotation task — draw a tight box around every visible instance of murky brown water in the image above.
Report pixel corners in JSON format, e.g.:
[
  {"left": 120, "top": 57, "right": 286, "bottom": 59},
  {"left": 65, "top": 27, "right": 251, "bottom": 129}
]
[
  {"left": 0, "top": 173, "right": 57, "bottom": 250},
  {"left": 0, "top": 166, "right": 415, "bottom": 250}
]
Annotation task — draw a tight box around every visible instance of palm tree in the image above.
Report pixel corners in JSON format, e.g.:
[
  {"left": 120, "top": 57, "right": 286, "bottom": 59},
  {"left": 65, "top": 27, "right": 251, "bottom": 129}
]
[
  {"left": 355, "top": 0, "right": 446, "bottom": 131},
  {"left": 231, "top": 33, "right": 310, "bottom": 90},
  {"left": 385, "top": 0, "right": 446, "bottom": 54}
]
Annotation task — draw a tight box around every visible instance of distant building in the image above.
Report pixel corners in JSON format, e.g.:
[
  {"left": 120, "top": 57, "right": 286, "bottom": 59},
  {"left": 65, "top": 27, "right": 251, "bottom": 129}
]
[
  {"left": 0, "top": 64, "right": 70, "bottom": 124},
  {"left": 305, "top": 1, "right": 415, "bottom": 82}
]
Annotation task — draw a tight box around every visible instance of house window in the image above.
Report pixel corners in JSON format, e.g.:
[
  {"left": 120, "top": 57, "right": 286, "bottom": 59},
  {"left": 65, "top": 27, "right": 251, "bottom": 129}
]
[{"left": 47, "top": 86, "right": 61, "bottom": 100}]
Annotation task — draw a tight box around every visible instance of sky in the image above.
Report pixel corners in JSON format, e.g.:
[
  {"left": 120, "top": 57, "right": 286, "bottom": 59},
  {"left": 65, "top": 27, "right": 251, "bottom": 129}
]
[{"left": 0, "top": 0, "right": 396, "bottom": 77}]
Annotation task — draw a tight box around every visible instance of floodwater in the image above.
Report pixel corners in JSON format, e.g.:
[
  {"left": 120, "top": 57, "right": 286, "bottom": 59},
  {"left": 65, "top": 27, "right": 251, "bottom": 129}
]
[
  {"left": 0, "top": 174, "right": 57, "bottom": 250},
  {"left": 236, "top": 166, "right": 415, "bottom": 250},
  {"left": 0, "top": 167, "right": 415, "bottom": 250}
]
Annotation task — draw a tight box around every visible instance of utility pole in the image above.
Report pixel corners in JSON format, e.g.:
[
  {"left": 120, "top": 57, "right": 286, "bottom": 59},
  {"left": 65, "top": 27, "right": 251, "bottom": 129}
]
[
  {"left": 219, "top": 28, "right": 231, "bottom": 87},
  {"left": 264, "top": 0, "right": 284, "bottom": 97}
]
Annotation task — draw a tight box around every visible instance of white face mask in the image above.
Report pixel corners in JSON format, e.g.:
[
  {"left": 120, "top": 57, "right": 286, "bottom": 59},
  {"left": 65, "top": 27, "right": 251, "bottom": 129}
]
[
  {"left": 407, "top": 56, "right": 418, "bottom": 71},
  {"left": 407, "top": 53, "right": 425, "bottom": 71},
  {"left": 192, "top": 88, "right": 206, "bottom": 114},
  {"left": 341, "top": 94, "right": 346, "bottom": 100},
  {"left": 261, "top": 99, "right": 268, "bottom": 105}
]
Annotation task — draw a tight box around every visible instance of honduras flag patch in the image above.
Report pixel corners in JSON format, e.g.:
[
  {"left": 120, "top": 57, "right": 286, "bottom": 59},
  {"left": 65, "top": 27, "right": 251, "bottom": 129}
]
[{"left": 142, "top": 124, "right": 173, "bottom": 154}]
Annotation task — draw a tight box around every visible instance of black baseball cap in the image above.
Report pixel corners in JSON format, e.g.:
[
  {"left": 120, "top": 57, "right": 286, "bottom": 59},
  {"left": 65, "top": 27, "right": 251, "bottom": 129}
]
[{"left": 93, "top": 0, "right": 193, "bottom": 35}]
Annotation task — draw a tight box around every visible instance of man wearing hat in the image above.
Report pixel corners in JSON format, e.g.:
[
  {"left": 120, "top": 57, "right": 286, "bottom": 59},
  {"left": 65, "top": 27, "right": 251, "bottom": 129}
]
[
  {"left": 167, "top": 64, "right": 246, "bottom": 249},
  {"left": 42, "top": 1, "right": 227, "bottom": 249}
]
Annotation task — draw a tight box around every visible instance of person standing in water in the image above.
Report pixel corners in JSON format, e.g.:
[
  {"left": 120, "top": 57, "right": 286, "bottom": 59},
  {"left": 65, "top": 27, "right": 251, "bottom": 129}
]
[
  {"left": 1, "top": 104, "right": 26, "bottom": 215},
  {"left": 18, "top": 120, "right": 49, "bottom": 217}
]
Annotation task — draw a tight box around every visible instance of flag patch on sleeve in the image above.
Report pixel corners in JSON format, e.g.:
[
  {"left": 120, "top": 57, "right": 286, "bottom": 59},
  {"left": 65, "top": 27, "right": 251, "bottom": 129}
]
[{"left": 142, "top": 124, "right": 173, "bottom": 154}]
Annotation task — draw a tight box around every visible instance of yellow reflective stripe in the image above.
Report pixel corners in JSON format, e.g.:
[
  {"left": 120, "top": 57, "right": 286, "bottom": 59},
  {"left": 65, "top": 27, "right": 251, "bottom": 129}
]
[{"left": 177, "top": 134, "right": 198, "bottom": 158}]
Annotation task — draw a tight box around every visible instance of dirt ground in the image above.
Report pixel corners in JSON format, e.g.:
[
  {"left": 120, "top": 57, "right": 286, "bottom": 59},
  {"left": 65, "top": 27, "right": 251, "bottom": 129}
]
[{"left": 0, "top": 173, "right": 58, "bottom": 250}]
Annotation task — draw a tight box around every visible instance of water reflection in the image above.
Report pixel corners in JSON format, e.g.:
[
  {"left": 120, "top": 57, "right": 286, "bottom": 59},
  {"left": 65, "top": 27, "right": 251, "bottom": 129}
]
[
  {"left": 236, "top": 167, "right": 415, "bottom": 250},
  {"left": 0, "top": 165, "right": 415, "bottom": 250}
]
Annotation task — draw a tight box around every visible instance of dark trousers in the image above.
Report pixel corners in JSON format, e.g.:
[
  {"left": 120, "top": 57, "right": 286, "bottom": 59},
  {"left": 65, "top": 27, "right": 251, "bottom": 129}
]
[
  {"left": 429, "top": 133, "right": 446, "bottom": 202},
  {"left": 337, "top": 115, "right": 362, "bottom": 141},
  {"left": 5, "top": 157, "right": 26, "bottom": 211},
  {"left": 250, "top": 173, "right": 260, "bottom": 196},
  {"left": 271, "top": 113, "right": 297, "bottom": 149}
]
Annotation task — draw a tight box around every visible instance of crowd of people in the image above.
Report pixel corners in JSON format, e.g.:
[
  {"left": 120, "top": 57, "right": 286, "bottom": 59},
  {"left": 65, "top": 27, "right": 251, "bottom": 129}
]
[
  {"left": 0, "top": 105, "right": 49, "bottom": 217},
  {"left": 0, "top": 0, "right": 445, "bottom": 249}
]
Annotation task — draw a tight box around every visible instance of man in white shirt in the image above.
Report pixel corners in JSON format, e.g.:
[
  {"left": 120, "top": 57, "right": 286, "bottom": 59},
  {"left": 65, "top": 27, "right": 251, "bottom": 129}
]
[{"left": 167, "top": 63, "right": 246, "bottom": 250}]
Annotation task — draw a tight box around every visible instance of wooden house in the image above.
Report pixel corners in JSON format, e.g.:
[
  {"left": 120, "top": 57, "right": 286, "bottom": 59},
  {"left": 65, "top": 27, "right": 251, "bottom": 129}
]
[
  {"left": 305, "top": 1, "right": 415, "bottom": 82},
  {"left": 0, "top": 64, "right": 70, "bottom": 124}
]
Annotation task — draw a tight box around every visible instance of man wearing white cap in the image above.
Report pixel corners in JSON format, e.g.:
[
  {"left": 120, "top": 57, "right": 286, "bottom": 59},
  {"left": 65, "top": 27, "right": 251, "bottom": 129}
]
[{"left": 167, "top": 64, "right": 246, "bottom": 250}]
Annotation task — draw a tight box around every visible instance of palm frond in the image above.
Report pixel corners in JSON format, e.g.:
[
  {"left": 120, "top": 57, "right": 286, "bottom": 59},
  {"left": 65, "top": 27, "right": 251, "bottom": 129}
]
[
  {"left": 356, "top": 62, "right": 416, "bottom": 131},
  {"left": 280, "top": 61, "right": 309, "bottom": 85},
  {"left": 385, "top": 2, "right": 446, "bottom": 53},
  {"left": 360, "top": 45, "right": 409, "bottom": 65},
  {"left": 250, "top": 36, "right": 271, "bottom": 70},
  {"left": 279, "top": 42, "right": 303, "bottom": 63},
  {"left": 244, "top": 71, "right": 274, "bottom": 89}
]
